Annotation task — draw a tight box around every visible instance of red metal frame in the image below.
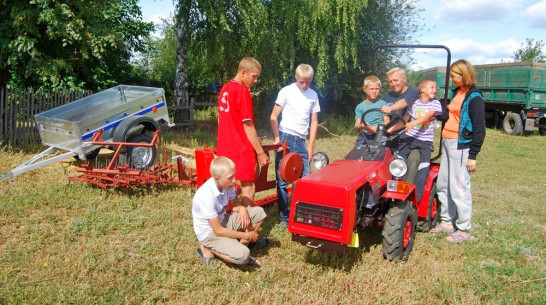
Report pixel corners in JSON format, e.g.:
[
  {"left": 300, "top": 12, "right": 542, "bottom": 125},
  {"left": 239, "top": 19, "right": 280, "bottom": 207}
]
[{"left": 69, "top": 129, "right": 289, "bottom": 207}]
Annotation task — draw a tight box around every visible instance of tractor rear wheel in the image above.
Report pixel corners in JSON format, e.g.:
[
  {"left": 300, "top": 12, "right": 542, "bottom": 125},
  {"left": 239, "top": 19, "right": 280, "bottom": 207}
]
[
  {"left": 382, "top": 200, "right": 417, "bottom": 261},
  {"left": 418, "top": 183, "right": 439, "bottom": 232}
]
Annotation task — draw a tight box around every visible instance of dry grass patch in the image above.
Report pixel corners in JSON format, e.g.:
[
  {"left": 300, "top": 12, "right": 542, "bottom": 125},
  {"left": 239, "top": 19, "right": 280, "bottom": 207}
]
[{"left": 1, "top": 122, "right": 544, "bottom": 304}]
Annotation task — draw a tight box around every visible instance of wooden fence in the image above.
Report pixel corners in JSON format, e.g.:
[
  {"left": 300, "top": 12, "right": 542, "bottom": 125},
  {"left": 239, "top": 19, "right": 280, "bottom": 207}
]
[
  {"left": 0, "top": 87, "right": 91, "bottom": 146},
  {"left": 0, "top": 87, "right": 217, "bottom": 147}
]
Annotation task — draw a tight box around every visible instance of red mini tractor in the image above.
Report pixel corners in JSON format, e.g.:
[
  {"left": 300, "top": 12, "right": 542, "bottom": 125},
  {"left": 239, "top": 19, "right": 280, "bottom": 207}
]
[{"left": 287, "top": 44, "right": 451, "bottom": 261}]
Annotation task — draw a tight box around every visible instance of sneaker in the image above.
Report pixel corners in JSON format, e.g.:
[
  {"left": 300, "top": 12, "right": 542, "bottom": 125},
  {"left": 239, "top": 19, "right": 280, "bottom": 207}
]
[{"left": 278, "top": 220, "right": 288, "bottom": 229}]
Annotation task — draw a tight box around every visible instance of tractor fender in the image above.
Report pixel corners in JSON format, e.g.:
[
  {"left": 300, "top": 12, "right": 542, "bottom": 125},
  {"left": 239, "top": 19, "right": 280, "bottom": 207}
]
[
  {"left": 113, "top": 115, "right": 160, "bottom": 143},
  {"left": 381, "top": 187, "right": 418, "bottom": 207}
]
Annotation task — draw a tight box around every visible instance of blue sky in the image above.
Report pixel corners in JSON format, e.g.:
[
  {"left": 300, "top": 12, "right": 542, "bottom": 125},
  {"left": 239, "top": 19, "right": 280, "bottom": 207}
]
[{"left": 138, "top": 0, "right": 546, "bottom": 69}]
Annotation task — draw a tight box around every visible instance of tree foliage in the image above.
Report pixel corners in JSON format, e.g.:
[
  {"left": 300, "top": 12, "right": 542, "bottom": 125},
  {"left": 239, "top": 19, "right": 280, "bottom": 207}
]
[
  {"left": 513, "top": 38, "right": 545, "bottom": 63},
  {"left": 0, "top": 0, "right": 154, "bottom": 90},
  {"left": 138, "top": 0, "right": 422, "bottom": 116}
]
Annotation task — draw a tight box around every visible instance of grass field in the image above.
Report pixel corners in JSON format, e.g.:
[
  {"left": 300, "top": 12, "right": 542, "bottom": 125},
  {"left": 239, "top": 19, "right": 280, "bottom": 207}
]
[{"left": 0, "top": 120, "right": 544, "bottom": 304}]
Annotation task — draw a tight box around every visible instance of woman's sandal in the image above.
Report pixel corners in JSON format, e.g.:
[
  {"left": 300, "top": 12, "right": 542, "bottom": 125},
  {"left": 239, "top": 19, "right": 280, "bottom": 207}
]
[
  {"left": 446, "top": 231, "right": 474, "bottom": 243},
  {"left": 430, "top": 223, "right": 455, "bottom": 234},
  {"left": 246, "top": 256, "right": 262, "bottom": 268}
]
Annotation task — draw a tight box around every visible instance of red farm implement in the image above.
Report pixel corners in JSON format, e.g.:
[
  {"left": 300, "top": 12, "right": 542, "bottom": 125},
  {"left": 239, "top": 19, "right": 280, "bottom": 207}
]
[{"left": 68, "top": 129, "right": 295, "bottom": 207}]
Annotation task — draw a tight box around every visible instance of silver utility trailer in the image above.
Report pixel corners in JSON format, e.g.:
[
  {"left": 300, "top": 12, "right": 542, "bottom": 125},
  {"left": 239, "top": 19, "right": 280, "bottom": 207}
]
[{"left": 1, "top": 85, "right": 173, "bottom": 182}]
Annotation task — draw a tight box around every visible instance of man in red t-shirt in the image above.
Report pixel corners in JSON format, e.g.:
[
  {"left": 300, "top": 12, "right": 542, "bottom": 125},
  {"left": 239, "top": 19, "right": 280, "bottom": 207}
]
[{"left": 217, "top": 57, "right": 269, "bottom": 230}]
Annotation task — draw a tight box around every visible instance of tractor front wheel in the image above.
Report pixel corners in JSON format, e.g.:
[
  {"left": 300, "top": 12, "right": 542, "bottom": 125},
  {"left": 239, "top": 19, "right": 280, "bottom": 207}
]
[
  {"left": 418, "top": 183, "right": 439, "bottom": 232},
  {"left": 382, "top": 200, "right": 417, "bottom": 261}
]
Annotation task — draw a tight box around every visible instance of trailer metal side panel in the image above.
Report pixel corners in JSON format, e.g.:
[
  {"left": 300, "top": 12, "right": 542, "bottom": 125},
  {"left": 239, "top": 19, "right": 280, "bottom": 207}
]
[
  {"left": 34, "top": 85, "right": 170, "bottom": 158},
  {"left": 420, "top": 62, "right": 546, "bottom": 109}
]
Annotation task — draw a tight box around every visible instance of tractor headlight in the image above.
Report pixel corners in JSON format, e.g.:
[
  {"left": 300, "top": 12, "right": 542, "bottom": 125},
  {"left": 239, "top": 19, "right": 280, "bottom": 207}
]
[
  {"left": 312, "top": 152, "right": 329, "bottom": 170},
  {"left": 389, "top": 157, "right": 408, "bottom": 178}
]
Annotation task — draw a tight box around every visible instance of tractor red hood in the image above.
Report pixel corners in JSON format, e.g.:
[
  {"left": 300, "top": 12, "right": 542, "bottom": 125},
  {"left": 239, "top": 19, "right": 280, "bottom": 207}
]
[
  {"left": 288, "top": 158, "right": 392, "bottom": 244},
  {"left": 302, "top": 159, "right": 391, "bottom": 187}
]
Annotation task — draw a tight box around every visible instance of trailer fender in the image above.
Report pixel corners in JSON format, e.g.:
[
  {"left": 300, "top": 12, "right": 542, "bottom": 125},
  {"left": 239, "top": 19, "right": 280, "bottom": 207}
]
[{"left": 113, "top": 115, "right": 160, "bottom": 143}]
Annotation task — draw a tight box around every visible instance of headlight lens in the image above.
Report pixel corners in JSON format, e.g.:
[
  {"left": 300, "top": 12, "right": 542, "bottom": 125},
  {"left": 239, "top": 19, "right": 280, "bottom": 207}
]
[
  {"left": 312, "top": 152, "right": 329, "bottom": 169},
  {"left": 389, "top": 157, "right": 408, "bottom": 178}
]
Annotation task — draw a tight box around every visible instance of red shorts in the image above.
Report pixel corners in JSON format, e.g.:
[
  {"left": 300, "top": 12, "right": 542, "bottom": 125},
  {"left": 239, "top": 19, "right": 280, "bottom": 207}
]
[{"left": 230, "top": 154, "right": 256, "bottom": 181}]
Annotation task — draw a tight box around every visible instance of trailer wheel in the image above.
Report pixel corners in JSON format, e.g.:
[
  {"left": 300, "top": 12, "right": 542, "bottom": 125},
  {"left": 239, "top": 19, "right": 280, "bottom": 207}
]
[
  {"left": 489, "top": 110, "right": 501, "bottom": 130},
  {"left": 381, "top": 200, "right": 417, "bottom": 261},
  {"left": 539, "top": 118, "right": 546, "bottom": 136},
  {"left": 496, "top": 111, "right": 505, "bottom": 129},
  {"left": 503, "top": 113, "right": 523, "bottom": 136},
  {"left": 485, "top": 110, "right": 496, "bottom": 128},
  {"left": 84, "top": 148, "right": 101, "bottom": 160},
  {"left": 113, "top": 115, "right": 160, "bottom": 153},
  {"left": 418, "top": 183, "right": 439, "bottom": 232},
  {"left": 74, "top": 147, "right": 101, "bottom": 161},
  {"left": 125, "top": 133, "right": 156, "bottom": 169}
]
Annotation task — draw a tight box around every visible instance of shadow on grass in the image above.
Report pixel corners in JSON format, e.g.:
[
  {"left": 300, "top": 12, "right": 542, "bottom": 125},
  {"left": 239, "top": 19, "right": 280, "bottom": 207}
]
[{"left": 302, "top": 225, "right": 384, "bottom": 272}]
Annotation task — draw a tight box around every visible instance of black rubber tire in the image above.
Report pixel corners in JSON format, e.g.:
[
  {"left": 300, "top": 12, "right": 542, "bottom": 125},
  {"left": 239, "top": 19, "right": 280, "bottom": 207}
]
[
  {"left": 125, "top": 133, "right": 156, "bottom": 169},
  {"left": 74, "top": 147, "right": 101, "bottom": 161},
  {"left": 489, "top": 110, "right": 501, "bottom": 129},
  {"left": 496, "top": 111, "right": 504, "bottom": 129},
  {"left": 113, "top": 115, "right": 159, "bottom": 153},
  {"left": 503, "top": 113, "right": 523, "bottom": 136},
  {"left": 84, "top": 147, "right": 101, "bottom": 160},
  {"left": 381, "top": 200, "right": 417, "bottom": 261},
  {"left": 539, "top": 118, "right": 546, "bottom": 136},
  {"left": 418, "top": 183, "right": 439, "bottom": 232},
  {"left": 485, "top": 110, "right": 496, "bottom": 128}
]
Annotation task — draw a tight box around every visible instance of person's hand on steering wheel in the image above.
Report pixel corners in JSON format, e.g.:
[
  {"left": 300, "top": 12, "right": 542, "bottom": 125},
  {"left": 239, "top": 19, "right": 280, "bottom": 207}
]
[{"left": 361, "top": 108, "right": 407, "bottom": 140}]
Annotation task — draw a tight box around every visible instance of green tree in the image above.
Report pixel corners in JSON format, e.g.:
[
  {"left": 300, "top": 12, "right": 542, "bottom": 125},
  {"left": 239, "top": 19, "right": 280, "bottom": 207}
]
[
  {"left": 150, "top": 0, "right": 421, "bottom": 118},
  {"left": 513, "top": 38, "right": 545, "bottom": 63},
  {"left": 0, "top": 0, "right": 153, "bottom": 90}
]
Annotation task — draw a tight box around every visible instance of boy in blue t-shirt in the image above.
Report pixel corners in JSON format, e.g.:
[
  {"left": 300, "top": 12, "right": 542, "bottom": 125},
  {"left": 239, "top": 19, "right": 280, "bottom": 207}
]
[{"left": 354, "top": 75, "right": 389, "bottom": 146}]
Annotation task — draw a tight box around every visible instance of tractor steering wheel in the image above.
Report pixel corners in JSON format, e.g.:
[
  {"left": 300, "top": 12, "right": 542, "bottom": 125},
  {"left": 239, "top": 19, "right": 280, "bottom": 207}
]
[{"left": 360, "top": 108, "right": 407, "bottom": 141}]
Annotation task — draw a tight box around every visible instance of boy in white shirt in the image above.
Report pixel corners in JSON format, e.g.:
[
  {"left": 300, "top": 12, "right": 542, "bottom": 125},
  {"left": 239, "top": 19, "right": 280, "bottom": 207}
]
[
  {"left": 270, "top": 64, "right": 321, "bottom": 228},
  {"left": 192, "top": 157, "right": 267, "bottom": 267}
]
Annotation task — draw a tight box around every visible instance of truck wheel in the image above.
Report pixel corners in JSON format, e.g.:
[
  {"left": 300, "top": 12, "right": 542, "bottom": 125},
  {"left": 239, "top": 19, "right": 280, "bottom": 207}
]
[
  {"left": 491, "top": 111, "right": 501, "bottom": 129},
  {"left": 125, "top": 133, "right": 156, "bottom": 169},
  {"left": 485, "top": 110, "right": 496, "bottom": 128},
  {"left": 503, "top": 113, "right": 523, "bottom": 136},
  {"left": 496, "top": 111, "right": 505, "bottom": 129},
  {"left": 418, "top": 183, "right": 439, "bottom": 232},
  {"left": 381, "top": 200, "right": 417, "bottom": 261},
  {"left": 539, "top": 118, "right": 546, "bottom": 136}
]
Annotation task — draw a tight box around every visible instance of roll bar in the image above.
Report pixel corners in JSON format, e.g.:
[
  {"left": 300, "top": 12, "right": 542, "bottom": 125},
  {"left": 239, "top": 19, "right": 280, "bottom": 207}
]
[{"left": 371, "top": 44, "right": 452, "bottom": 162}]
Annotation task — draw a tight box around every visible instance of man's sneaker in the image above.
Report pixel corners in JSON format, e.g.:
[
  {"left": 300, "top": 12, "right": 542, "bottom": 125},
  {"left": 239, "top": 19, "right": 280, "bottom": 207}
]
[{"left": 278, "top": 220, "right": 288, "bottom": 229}]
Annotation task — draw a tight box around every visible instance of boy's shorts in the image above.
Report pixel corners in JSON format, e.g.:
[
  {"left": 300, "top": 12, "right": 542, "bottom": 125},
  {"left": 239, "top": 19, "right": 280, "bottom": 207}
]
[
  {"left": 230, "top": 154, "right": 257, "bottom": 181},
  {"left": 200, "top": 206, "right": 266, "bottom": 265}
]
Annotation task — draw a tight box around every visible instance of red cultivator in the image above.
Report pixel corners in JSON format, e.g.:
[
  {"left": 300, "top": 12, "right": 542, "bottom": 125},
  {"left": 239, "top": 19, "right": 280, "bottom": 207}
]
[
  {"left": 68, "top": 129, "right": 198, "bottom": 189},
  {"left": 68, "top": 129, "right": 294, "bottom": 207}
]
